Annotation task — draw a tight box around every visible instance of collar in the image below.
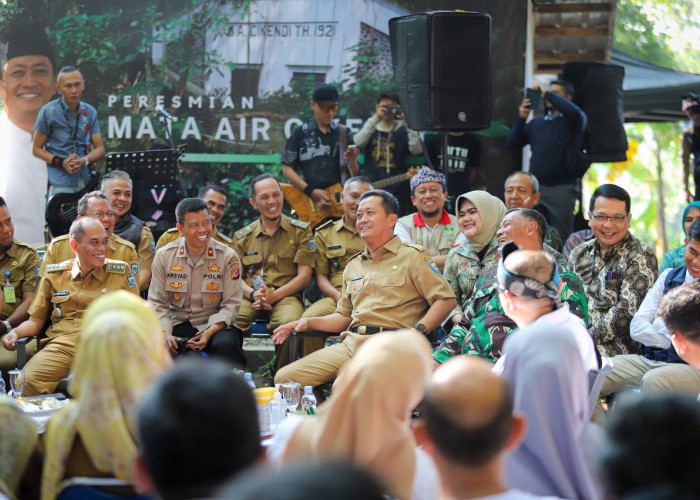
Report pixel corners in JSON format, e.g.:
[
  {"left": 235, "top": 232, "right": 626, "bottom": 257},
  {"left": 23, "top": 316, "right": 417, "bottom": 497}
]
[
  {"left": 594, "top": 231, "right": 632, "bottom": 257},
  {"left": 362, "top": 235, "right": 401, "bottom": 258},
  {"left": 252, "top": 215, "right": 289, "bottom": 237},
  {"left": 334, "top": 216, "right": 358, "bottom": 234},
  {"left": 2, "top": 240, "right": 20, "bottom": 259},
  {"left": 70, "top": 257, "right": 107, "bottom": 281},
  {"left": 60, "top": 96, "right": 83, "bottom": 115},
  {"left": 685, "top": 270, "right": 699, "bottom": 283},
  {"left": 412, "top": 210, "right": 451, "bottom": 227},
  {"left": 308, "top": 117, "right": 337, "bottom": 134},
  {"left": 175, "top": 237, "right": 218, "bottom": 260},
  {"left": 107, "top": 233, "right": 118, "bottom": 251}
]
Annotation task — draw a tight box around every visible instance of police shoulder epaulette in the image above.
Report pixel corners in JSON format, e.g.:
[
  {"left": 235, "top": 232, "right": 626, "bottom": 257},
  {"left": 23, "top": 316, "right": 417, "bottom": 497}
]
[
  {"left": 165, "top": 227, "right": 179, "bottom": 234},
  {"left": 104, "top": 259, "right": 127, "bottom": 274},
  {"left": 217, "top": 232, "right": 232, "bottom": 244},
  {"left": 290, "top": 218, "right": 310, "bottom": 229},
  {"left": 315, "top": 219, "right": 334, "bottom": 232},
  {"left": 234, "top": 224, "right": 255, "bottom": 240},
  {"left": 112, "top": 233, "right": 136, "bottom": 250},
  {"left": 46, "top": 260, "right": 72, "bottom": 272}
]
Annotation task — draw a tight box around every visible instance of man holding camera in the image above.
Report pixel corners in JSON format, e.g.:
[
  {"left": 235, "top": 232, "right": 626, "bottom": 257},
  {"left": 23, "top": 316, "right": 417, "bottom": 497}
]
[
  {"left": 354, "top": 91, "right": 423, "bottom": 215},
  {"left": 148, "top": 198, "right": 244, "bottom": 366}
]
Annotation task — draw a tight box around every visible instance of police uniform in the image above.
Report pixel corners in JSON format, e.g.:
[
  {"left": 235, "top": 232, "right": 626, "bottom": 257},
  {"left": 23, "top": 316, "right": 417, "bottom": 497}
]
[
  {"left": 302, "top": 217, "right": 365, "bottom": 356},
  {"left": 156, "top": 226, "right": 233, "bottom": 250},
  {"left": 148, "top": 236, "right": 244, "bottom": 366},
  {"left": 233, "top": 214, "right": 315, "bottom": 370},
  {"left": 39, "top": 233, "right": 139, "bottom": 278},
  {"left": 0, "top": 240, "right": 41, "bottom": 371},
  {"left": 275, "top": 236, "right": 455, "bottom": 387},
  {"left": 23, "top": 258, "right": 139, "bottom": 395}
]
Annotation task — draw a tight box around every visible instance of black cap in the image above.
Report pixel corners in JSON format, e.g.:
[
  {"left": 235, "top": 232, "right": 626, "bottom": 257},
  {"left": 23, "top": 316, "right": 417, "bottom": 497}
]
[
  {"left": 312, "top": 83, "right": 339, "bottom": 103},
  {"left": 6, "top": 23, "right": 53, "bottom": 64}
]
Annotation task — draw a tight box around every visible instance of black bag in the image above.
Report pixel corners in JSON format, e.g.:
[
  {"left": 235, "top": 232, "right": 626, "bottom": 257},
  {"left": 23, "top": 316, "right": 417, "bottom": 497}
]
[{"left": 566, "top": 145, "right": 592, "bottom": 179}]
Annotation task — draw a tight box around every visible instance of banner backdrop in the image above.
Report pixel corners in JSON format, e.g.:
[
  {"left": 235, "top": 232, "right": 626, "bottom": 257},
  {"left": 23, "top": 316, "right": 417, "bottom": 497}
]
[{"left": 0, "top": 0, "right": 527, "bottom": 233}]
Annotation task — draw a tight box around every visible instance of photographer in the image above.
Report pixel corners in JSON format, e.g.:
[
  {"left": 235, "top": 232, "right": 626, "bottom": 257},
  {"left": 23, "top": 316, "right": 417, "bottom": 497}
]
[
  {"left": 354, "top": 91, "right": 422, "bottom": 215},
  {"left": 681, "top": 94, "right": 700, "bottom": 202}
]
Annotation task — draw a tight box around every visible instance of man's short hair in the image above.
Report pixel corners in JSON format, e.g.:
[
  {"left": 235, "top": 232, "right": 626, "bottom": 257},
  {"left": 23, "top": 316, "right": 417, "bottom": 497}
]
[
  {"left": 343, "top": 176, "right": 373, "bottom": 191},
  {"left": 175, "top": 198, "right": 208, "bottom": 225},
  {"left": 77, "top": 191, "right": 111, "bottom": 216},
  {"left": 0, "top": 196, "right": 6, "bottom": 209},
  {"left": 598, "top": 393, "right": 700, "bottom": 499},
  {"left": 100, "top": 170, "right": 133, "bottom": 190},
  {"left": 249, "top": 173, "right": 281, "bottom": 199},
  {"left": 589, "top": 184, "right": 631, "bottom": 214},
  {"left": 56, "top": 65, "right": 81, "bottom": 83},
  {"left": 378, "top": 91, "right": 400, "bottom": 104},
  {"left": 550, "top": 79, "right": 575, "bottom": 99},
  {"left": 137, "top": 359, "right": 260, "bottom": 500},
  {"left": 69, "top": 218, "right": 90, "bottom": 242},
  {"left": 657, "top": 281, "right": 700, "bottom": 342},
  {"left": 421, "top": 382, "right": 514, "bottom": 466},
  {"left": 507, "top": 208, "right": 547, "bottom": 242},
  {"left": 687, "top": 218, "right": 700, "bottom": 243},
  {"left": 359, "top": 189, "right": 399, "bottom": 216},
  {"left": 197, "top": 184, "right": 227, "bottom": 199},
  {"left": 504, "top": 171, "right": 540, "bottom": 194}
]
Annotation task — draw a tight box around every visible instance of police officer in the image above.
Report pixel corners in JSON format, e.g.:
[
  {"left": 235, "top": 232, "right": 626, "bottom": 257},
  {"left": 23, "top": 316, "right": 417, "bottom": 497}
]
[
  {"left": 1, "top": 218, "right": 138, "bottom": 395},
  {"left": 233, "top": 173, "right": 315, "bottom": 371},
  {"left": 301, "top": 176, "right": 371, "bottom": 356},
  {"left": 274, "top": 189, "right": 456, "bottom": 388},
  {"left": 149, "top": 198, "right": 244, "bottom": 366},
  {"left": 156, "top": 185, "right": 233, "bottom": 250},
  {"left": 101, "top": 169, "right": 156, "bottom": 291},
  {"left": 0, "top": 197, "right": 41, "bottom": 373},
  {"left": 40, "top": 191, "right": 139, "bottom": 277}
]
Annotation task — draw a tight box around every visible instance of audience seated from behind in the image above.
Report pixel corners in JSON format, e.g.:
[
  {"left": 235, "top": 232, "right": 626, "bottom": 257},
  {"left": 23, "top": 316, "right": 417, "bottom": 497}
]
[
  {"left": 500, "top": 324, "right": 602, "bottom": 500},
  {"left": 569, "top": 184, "right": 658, "bottom": 357},
  {"left": 598, "top": 393, "right": 700, "bottom": 500},
  {"left": 658, "top": 281, "right": 700, "bottom": 388},
  {"left": 414, "top": 356, "right": 563, "bottom": 500},
  {"left": 41, "top": 290, "right": 172, "bottom": 499},
  {"left": 218, "top": 461, "right": 386, "bottom": 500},
  {"left": 659, "top": 201, "right": 700, "bottom": 272},
  {"left": 0, "top": 395, "right": 41, "bottom": 500},
  {"left": 443, "top": 191, "right": 506, "bottom": 329},
  {"left": 270, "top": 329, "right": 439, "bottom": 500},
  {"left": 134, "top": 358, "right": 262, "bottom": 500},
  {"left": 600, "top": 220, "right": 700, "bottom": 403}
]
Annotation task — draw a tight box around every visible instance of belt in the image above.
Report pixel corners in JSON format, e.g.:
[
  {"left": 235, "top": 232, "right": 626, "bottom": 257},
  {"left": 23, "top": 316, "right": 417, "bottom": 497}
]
[{"left": 350, "top": 326, "right": 386, "bottom": 335}]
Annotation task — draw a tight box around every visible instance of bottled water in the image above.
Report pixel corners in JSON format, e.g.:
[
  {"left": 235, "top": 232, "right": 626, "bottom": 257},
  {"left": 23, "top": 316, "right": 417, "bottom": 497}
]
[
  {"left": 244, "top": 372, "right": 255, "bottom": 390},
  {"left": 300, "top": 386, "right": 317, "bottom": 413},
  {"left": 269, "top": 384, "right": 287, "bottom": 431}
]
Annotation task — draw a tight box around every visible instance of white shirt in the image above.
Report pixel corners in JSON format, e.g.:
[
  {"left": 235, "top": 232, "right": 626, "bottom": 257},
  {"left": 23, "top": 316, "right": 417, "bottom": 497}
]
[
  {"left": 0, "top": 110, "right": 47, "bottom": 247},
  {"left": 630, "top": 268, "right": 698, "bottom": 349}
]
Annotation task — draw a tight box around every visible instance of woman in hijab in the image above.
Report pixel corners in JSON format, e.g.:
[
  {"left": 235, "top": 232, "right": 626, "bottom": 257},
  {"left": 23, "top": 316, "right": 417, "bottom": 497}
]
[
  {"left": 273, "top": 329, "right": 438, "bottom": 500},
  {"left": 0, "top": 395, "right": 40, "bottom": 500},
  {"left": 501, "top": 324, "right": 602, "bottom": 500},
  {"left": 444, "top": 190, "right": 507, "bottom": 324},
  {"left": 41, "top": 291, "right": 172, "bottom": 500},
  {"left": 659, "top": 201, "right": 700, "bottom": 272}
]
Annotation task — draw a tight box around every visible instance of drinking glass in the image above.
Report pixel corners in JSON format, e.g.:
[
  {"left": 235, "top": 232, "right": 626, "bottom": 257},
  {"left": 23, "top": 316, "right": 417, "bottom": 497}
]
[
  {"left": 8, "top": 369, "right": 25, "bottom": 398},
  {"left": 281, "top": 382, "right": 301, "bottom": 414}
]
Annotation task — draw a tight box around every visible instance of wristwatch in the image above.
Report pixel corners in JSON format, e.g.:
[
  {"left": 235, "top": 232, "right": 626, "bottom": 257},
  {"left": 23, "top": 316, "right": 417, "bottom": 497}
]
[
  {"left": 413, "top": 323, "right": 428, "bottom": 335},
  {"left": 2, "top": 320, "right": 12, "bottom": 335},
  {"left": 249, "top": 289, "right": 256, "bottom": 302}
]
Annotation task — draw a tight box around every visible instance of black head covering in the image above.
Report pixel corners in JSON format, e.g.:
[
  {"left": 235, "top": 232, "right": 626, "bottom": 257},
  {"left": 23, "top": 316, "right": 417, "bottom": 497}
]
[{"left": 6, "top": 23, "right": 53, "bottom": 64}]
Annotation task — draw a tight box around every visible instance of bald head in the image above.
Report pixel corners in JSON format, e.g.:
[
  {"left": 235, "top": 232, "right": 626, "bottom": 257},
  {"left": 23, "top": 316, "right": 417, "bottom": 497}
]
[
  {"left": 504, "top": 249, "right": 555, "bottom": 285},
  {"left": 422, "top": 357, "right": 514, "bottom": 466}
]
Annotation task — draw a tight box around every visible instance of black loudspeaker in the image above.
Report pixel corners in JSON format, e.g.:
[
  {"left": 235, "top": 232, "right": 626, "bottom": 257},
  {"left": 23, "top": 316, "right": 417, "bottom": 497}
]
[
  {"left": 562, "top": 62, "right": 628, "bottom": 163},
  {"left": 389, "top": 11, "right": 491, "bottom": 131}
]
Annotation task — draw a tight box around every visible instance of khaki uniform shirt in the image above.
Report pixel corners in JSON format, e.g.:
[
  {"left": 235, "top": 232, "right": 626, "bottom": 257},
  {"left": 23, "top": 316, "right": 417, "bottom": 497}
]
[
  {"left": 149, "top": 237, "right": 242, "bottom": 333},
  {"left": 233, "top": 215, "right": 315, "bottom": 290},
  {"left": 314, "top": 217, "right": 365, "bottom": 290},
  {"left": 156, "top": 226, "right": 232, "bottom": 250},
  {"left": 136, "top": 225, "right": 156, "bottom": 272},
  {"left": 396, "top": 210, "right": 459, "bottom": 256},
  {"left": 29, "top": 258, "right": 139, "bottom": 338},
  {"left": 0, "top": 240, "right": 41, "bottom": 319},
  {"left": 337, "top": 236, "right": 455, "bottom": 330},
  {"left": 39, "top": 233, "right": 139, "bottom": 277}
]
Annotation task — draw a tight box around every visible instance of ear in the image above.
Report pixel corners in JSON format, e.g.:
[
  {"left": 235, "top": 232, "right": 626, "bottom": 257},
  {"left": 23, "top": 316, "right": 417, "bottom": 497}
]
[
  {"left": 531, "top": 191, "right": 540, "bottom": 205},
  {"left": 504, "top": 413, "right": 527, "bottom": 452},
  {"left": 410, "top": 195, "right": 417, "bottom": 208},
  {"left": 411, "top": 420, "right": 438, "bottom": 457},
  {"left": 69, "top": 237, "right": 78, "bottom": 254},
  {"left": 248, "top": 197, "right": 257, "bottom": 210},
  {"left": 175, "top": 222, "right": 184, "bottom": 235},
  {"left": 309, "top": 100, "right": 315, "bottom": 111},
  {"left": 671, "top": 333, "right": 687, "bottom": 356},
  {"left": 587, "top": 212, "right": 594, "bottom": 228},
  {"left": 133, "top": 456, "right": 157, "bottom": 495}
]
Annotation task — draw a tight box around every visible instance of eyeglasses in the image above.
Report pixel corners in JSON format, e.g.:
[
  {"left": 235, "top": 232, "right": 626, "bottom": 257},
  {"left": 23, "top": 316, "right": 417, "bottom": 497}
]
[
  {"left": 317, "top": 103, "right": 339, "bottom": 112},
  {"left": 87, "top": 211, "right": 117, "bottom": 219},
  {"left": 591, "top": 213, "right": 628, "bottom": 223}
]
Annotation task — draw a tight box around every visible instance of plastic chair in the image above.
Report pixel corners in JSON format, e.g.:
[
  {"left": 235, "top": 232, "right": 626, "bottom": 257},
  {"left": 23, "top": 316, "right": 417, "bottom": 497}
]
[{"left": 57, "top": 477, "right": 151, "bottom": 500}]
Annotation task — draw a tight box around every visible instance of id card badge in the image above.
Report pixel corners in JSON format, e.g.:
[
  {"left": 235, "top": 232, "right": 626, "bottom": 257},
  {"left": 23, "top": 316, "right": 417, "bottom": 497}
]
[
  {"left": 3, "top": 285, "right": 16, "bottom": 304},
  {"left": 252, "top": 275, "right": 266, "bottom": 290}
]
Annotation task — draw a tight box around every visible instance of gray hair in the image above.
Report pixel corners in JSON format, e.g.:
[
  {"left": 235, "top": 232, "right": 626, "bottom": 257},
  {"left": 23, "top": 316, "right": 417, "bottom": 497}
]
[
  {"left": 343, "top": 176, "right": 373, "bottom": 192},
  {"left": 77, "top": 191, "right": 112, "bottom": 216},
  {"left": 504, "top": 172, "right": 540, "bottom": 194},
  {"left": 101, "top": 170, "right": 133, "bottom": 190}
]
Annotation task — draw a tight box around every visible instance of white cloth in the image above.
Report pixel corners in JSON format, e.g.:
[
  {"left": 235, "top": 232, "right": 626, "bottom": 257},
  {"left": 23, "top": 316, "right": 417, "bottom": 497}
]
[
  {"left": 0, "top": 110, "right": 47, "bottom": 247},
  {"left": 630, "top": 268, "right": 698, "bottom": 348},
  {"left": 467, "top": 490, "right": 565, "bottom": 500}
]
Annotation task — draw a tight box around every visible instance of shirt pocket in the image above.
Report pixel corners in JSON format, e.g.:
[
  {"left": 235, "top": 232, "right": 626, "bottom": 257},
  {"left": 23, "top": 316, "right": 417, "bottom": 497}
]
[
  {"left": 201, "top": 280, "right": 222, "bottom": 307},
  {"left": 241, "top": 252, "right": 262, "bottom": 276},
  {"left": 325, "top": 246, "right": 347, "bottom": 270},
  {"left": 165, "top": 279, "right": 188, "bottom": 306},
  {"left": 345, "top": 276, "right": 366, "bottom": 297},
  {"left": 50, "top": 293, "right": 72, "bottom": 318}
]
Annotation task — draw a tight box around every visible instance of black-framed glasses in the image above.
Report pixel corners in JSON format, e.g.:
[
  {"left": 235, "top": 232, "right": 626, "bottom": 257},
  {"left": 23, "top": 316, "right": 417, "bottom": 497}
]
[{"left": 591, "top": 213, "right": 628, "bottom": 223}]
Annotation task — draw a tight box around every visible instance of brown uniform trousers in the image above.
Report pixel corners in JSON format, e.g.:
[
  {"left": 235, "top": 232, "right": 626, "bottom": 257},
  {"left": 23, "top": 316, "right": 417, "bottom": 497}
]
[
  {"left": 23, "top": 258, "right": 139, "bottom": 395},
  {"left": 233, "top": 215, "right": 314, "bottom": 371},
  {"left": 275, "top": 236, "right": 455, "bottom": 387}
]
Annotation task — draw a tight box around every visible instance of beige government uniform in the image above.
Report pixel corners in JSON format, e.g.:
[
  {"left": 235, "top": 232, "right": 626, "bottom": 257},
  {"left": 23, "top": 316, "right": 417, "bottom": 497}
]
[
  {"left": 0, "top": 240, "right": 41, "bottom": 371},
  {"left": 135, "top": 225, "right": 156, "bottom": 275},
  {"left": 156, "top": 226, "right": 233, "bottom": 250},
  {"left": 23, "top": 258, "right": 139, "bottom": 395},
  {"left": 302, "top": 217, "right": 365, "bottom": 356},
  {"left": 233, "top": 215, "right": 314, "bottom": 369},
  {"left": 39, "top": 233, "right": 139, "bottom": 277},
  {"left": 396, "top": 211, "right": 459, "bottom": 256},
  {"left": 148, "top": 237, "right": 242, "bottom": 333},
  {"left": 275, "top": 236, "right": 455, "bottom": 387}
]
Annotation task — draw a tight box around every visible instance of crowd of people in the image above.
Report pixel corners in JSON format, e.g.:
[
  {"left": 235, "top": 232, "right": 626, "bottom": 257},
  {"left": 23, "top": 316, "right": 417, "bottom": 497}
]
[{"left": 0, "top": 24, "right": 699, "bottom": 500}]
